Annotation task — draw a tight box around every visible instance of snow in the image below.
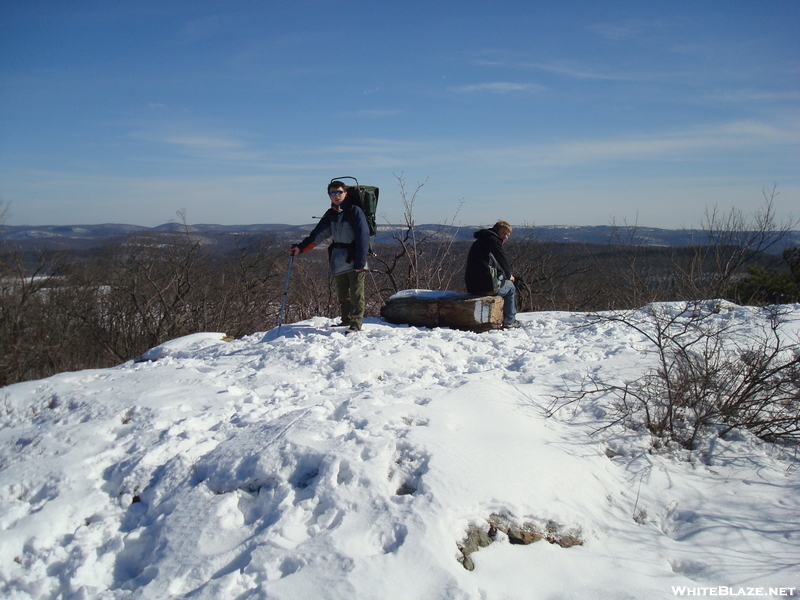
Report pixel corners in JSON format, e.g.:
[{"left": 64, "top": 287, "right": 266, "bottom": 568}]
[
  {"left": 1, "top": 304, "right": 799, "bottom": 599},
  {"left": 386, "top": 289, "right": 465, "bottom": 301}
]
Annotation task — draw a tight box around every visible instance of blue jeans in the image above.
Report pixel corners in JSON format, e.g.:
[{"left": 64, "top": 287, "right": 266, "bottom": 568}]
[{"left": 496, "top": 280, "right": 516, "bottom": 323}]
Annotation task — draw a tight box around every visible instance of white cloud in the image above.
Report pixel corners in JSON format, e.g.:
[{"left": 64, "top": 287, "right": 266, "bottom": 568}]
[
  {"left": 704, "top": 89, "right": 800, "bottom": 103},
  {"left": 128, "top": 128, "right": 252, "bottom": 155},
  {"left": 447, "top": 82, "right": 546, "bottom": 94},
  {"left": 339, "top": 109, "right": 402, "bottom": 118},
  {"left": 470, "top": 119, "right": 800, "bottom": 169},
  {"left": 161, "top": 136, "right": 244, "bottom": 151},
  {"left": 473, "top": 55, "right": 641, "bottom": 82}
]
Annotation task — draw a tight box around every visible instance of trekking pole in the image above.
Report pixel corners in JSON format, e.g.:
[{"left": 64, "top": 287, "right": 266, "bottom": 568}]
[{"left": 277, "top": 254, "right": 294, "bottom": 334}]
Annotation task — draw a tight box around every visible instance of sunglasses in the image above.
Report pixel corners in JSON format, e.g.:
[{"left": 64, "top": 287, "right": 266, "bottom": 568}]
[{"left": 328, "top": 190, "right": 345, "bottom": 197}]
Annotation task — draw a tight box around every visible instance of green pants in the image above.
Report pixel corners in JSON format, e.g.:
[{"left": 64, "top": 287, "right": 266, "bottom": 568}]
[{"left": 335, "top": 271, "right": 365, "bottom": 329}]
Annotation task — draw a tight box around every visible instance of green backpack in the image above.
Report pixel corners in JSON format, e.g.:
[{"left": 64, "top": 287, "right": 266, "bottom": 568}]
[{"left": 331, "top": 176, "right": 379, "bottom": 236}]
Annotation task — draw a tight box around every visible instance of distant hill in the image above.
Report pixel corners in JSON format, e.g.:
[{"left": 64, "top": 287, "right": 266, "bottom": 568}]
[{"left": 2, "top": 223, "right": 799, "bottom": 252}]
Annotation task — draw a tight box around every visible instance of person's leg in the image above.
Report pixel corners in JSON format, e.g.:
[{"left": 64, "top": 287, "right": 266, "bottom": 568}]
[
  {"left": 497, "top": 280, "right": 518, "bottom": 326},
  {"left": 348, "top": 271, "right": 366, "bottom": 330},
  {"left": 335, "top": 273, "right": 353, "bottom": 327}
]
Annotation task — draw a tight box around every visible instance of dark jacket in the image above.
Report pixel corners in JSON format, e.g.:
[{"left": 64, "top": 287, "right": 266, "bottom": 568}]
[
  {"left": 465, "top": 228, "right": 512, "bottom": 294},
  {"left": 296, "top": 199, "right": 370, "bottom": 276}
]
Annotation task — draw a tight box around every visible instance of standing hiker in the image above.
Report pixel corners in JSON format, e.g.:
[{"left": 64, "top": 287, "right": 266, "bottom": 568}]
[
  {"left": 289, "top": 180, "right": 370, "bottom": 333},
  {"left": 464, "top": 220, "right": 521, "bottom": 329}
]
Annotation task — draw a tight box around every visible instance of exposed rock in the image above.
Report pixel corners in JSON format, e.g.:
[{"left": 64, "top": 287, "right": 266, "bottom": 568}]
[
  {"left": 508, "top": 528, "right": 544, "bottom": 545},
  {"left": 458, "top": 525, "right": 494, "bottom": 571},
  {"left": 381, "top": 290, "right": 504, "bottom": 332},
  {"left": 555, "top": 534, "right": 582, "bottom": 548},
  {"left": 461, "top": 555, "right": 476, "bottom": 572},
  {"left": 458, "top": 513, "right": 583, "bottom": 570}
]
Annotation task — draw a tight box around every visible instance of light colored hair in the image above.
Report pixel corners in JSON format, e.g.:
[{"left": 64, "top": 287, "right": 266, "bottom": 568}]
[{"left": 493, "top": 220, "right": 512, "bottom": 236}]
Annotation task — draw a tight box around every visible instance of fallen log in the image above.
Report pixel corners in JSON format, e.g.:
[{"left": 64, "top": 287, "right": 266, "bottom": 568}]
[{"left": 380, "top": 290, "right": 504, "bottom": 332}]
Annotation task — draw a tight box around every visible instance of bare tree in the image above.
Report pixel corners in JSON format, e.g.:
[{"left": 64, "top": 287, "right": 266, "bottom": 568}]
[
  {"left": 213, "top": 236, "right": 284, "bottom": 335},
  {"left": 508, "top": 228, "right": 603, "bottom": 312},
  {"left": 0, "top": 197, "right": 9, "bottom": 229},
  {"left": 676, "top": 186, "right": 797, "bottom": 300},
  {"left": 606, "top": 215, "right": 667, "bottom": 307},
  {"left": 0, "top": 248, "right": 73, "bottom": 385},
  {"left": 371, "top": 173, "right": 463, "bottom": 295}
]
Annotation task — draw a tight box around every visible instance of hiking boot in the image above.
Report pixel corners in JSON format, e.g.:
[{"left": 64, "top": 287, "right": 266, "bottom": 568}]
[
  {"left": 503, "top": 320, "right": 521, "bottom": 329},
  {"left": 345, "top": 324, "right": 362, "bottom": 335}
]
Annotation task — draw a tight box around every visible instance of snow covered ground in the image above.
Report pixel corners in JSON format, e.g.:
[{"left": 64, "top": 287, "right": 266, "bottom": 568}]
[{"left": 1, "top": 303, "right": 799, "bottom": 599}]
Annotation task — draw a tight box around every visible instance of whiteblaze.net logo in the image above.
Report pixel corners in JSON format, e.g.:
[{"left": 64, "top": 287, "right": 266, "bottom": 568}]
[{"left": 672, "top": 588, "right": 797, "bottom": 597}]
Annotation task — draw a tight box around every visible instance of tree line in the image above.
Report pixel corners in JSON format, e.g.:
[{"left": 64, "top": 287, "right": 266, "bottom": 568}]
[{"left": 1, "top": 188, "right": 798, "bottom": 389}]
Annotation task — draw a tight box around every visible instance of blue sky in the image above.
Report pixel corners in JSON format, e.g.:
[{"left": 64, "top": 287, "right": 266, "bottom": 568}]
[{"left": 1, "top": 0, "right": 798, "bottom": 228}]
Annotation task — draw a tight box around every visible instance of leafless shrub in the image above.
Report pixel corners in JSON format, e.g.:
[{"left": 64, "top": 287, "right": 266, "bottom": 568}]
[
  {"left": 0, "top": 248, "right": 73, "bottom": 385},
  {"left": 285, "top": 253, "right": 339, "bottom": 322},
  {"left": 552, "top": 301, "right": 800, "bottom": 449},
  {"left": 0, "top": 214, "right": 290, "bottom": 385},
  {"left": 507, "top": 231, "right": 605, "bottom": 312}
]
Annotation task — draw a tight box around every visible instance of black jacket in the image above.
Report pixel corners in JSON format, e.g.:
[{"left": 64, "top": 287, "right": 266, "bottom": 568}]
[{"left": 464, "top": 228, "right": 512, "bottom": 294}]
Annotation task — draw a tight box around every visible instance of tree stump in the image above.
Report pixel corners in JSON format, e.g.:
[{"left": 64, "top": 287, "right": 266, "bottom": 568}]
[{"left": 380, "top": 290, "right": 504, "bottom": 332}]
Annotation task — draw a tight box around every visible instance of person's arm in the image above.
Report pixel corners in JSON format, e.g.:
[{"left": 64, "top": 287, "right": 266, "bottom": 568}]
[
  {"left": 289, "top": 211, "right": 333, "bottom": 254},
  {"left": 350, "top": 206, "right": 370, "bottom": 271}
]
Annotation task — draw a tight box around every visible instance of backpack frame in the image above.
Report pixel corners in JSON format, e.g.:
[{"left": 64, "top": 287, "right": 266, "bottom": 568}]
[{"left": 331, "top": 176, "right": 379, "bottom": 237}]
